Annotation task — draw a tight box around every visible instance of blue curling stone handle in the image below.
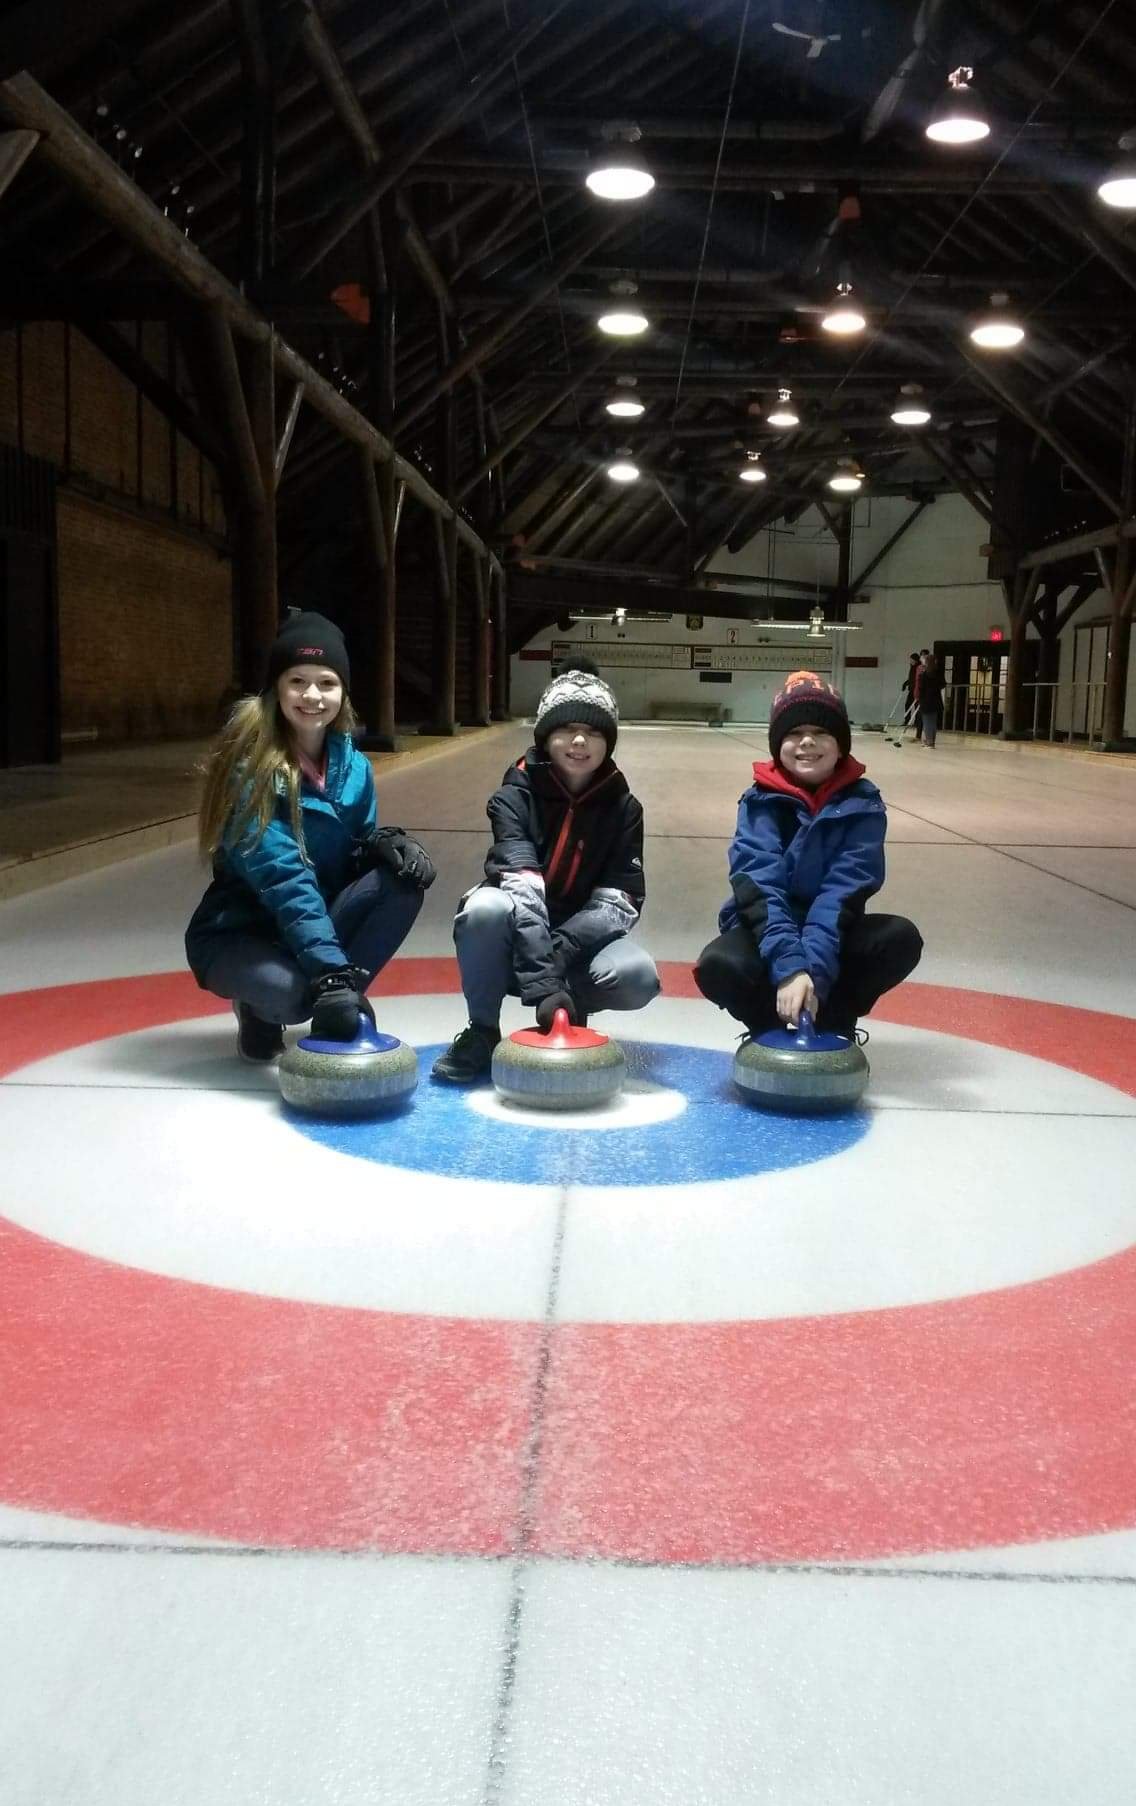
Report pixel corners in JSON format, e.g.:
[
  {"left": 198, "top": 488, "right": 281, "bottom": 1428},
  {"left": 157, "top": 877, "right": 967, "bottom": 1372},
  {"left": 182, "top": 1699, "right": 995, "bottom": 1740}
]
[
  {"left": 756, "top": 1007, "right": 850, "bottom": 1054},
  {"left": 298, "top": 1025, "right": 404, "bottom": 1056}
]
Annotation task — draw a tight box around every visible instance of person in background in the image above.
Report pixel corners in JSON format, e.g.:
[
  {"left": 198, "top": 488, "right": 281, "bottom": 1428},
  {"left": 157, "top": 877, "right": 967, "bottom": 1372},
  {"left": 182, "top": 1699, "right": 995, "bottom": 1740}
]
[{"left": 917, "top": 650, "right": 944, "bottom": 749}]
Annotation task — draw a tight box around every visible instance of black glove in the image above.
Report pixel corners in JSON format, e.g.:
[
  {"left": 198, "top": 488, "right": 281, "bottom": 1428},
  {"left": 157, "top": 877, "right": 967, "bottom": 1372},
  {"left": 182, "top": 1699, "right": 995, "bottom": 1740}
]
[
  {"left": 310, "top": 967, "right": 377, "bottom": 1042},
  {"left": 356, "top": 826, "right": 436, "bottom": 890},
  {"left": 535, "top": 989, "right": 578, "bottom": 1033}
]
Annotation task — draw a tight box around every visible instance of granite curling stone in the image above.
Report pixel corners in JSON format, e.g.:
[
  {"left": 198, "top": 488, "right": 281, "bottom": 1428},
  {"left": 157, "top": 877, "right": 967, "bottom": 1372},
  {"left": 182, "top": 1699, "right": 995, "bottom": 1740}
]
[
  {"left": 278, "top": 1021, "right": 418, "bottom": 1117},
  {"left": 733, "top": 1009, "right": 868, "bottom": 1115},
  {"left": 492, "top": 1008, "right": 626, "bottom": 1111}
]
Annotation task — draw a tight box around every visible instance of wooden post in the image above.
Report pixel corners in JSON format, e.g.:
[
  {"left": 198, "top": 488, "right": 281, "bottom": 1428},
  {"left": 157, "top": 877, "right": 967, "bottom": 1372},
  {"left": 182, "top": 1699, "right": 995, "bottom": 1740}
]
[
  {"left": 431, "top": 304, "right": 458, "bottom": 734},
  {"left": 472, "top": 554, "right": 491, "bottom": 728},
  {"left": 235, "top": 329, "right": 277, "bottom": 692},
  {"left": 492, "top": 564, "right": 510, "bottom": 720},
  {"left": 1004, "top": 567, "right": 1041, "bottom": 736},
  {"left": 1104, "top": 377, "right": 1136, "bottom": 747}
]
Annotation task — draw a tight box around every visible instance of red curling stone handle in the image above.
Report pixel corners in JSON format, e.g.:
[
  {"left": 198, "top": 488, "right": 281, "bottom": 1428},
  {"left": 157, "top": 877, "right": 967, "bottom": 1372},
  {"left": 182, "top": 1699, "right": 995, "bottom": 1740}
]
[{"left": 509, "top": 1007, "right": 609, "bottom": 1050}]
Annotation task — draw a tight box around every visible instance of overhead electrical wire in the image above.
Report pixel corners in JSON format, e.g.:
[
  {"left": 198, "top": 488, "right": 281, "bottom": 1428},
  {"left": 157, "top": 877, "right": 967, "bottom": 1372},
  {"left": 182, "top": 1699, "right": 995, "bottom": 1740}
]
[{"left": 671, "top": 0, "right": 752, "bottom": 429}]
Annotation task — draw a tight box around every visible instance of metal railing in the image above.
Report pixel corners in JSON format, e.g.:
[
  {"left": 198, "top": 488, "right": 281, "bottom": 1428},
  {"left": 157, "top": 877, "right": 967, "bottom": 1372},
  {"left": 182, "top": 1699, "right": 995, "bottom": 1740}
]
[{"left": 940, "top": 681, "right": 1107, "bottom": 745}]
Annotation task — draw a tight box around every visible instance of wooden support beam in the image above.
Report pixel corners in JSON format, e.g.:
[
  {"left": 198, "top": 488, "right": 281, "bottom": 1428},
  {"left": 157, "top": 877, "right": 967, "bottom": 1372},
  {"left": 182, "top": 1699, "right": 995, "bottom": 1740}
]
[
  {"left": 394, "top": 216, "right": 621, "bottom": 435},
  {"left": 850, "top": 498, "right": 931, "bottom": 591},
  {"left": 0, "top": 127, "right": 37, "bottom": 202},
  {"left": 923, "top": 435, "right": 995, "bottom": 524},
  {"left": 289, "top": 0, "right": 574, "bottom": 279},
  {"left": 356, "top": 450, "right": 395, "bottom": 747},
  {"left": 1003, "top": 566, "right": 1042, "bottom": 736},
  {"left": 471, "top": 554, "right": 491, "bottom": 728},
  {"left": 233, "top": 329, "right": 278, "bottom": 688},
  {"left": 274, "top": 379, "right": 304, "bottom": 479},
  {"left": 0, "top": 73, "right": 501, "bottom": 575},
  {"left": 1020, "top": 518, "right": 1136, "bottom": 569},
  {"left": 202, "top": 305, "right": 265, "bottom": 512},
  {"left": 492, "top": 564, "right": 510, "bottom": 720},
  {"left": 1046, "top": 192, "right": 1136, "bottom": 301},
  {"left": 456, "top": 348, "right": 613, "bottom": 500},
  {"left": 959, "top": 346, "right": 1121, "bottom": 519},
  {"left": 1104, "top": 377, "right": 1136, "bottom": 744}
]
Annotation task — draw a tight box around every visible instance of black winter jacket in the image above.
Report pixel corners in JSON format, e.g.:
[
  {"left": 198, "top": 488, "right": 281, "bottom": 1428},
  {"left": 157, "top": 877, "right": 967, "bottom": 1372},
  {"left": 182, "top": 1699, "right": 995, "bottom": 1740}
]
[{"left": 479, "top": 749, "right": 646, "bottom": 1002}]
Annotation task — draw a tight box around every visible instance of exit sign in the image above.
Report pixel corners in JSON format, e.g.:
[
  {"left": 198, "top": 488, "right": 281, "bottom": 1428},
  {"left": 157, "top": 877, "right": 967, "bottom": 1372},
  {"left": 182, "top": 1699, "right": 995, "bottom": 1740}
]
[{"left": 989, "top": 627, "right": 1004, "bottom": 642}]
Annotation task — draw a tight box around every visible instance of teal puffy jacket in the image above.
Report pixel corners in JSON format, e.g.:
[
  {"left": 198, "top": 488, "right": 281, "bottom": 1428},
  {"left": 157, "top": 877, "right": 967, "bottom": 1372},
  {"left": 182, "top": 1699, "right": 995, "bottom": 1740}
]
[{"left": 185, "top": 732, "right": 377, "bottom": 983}]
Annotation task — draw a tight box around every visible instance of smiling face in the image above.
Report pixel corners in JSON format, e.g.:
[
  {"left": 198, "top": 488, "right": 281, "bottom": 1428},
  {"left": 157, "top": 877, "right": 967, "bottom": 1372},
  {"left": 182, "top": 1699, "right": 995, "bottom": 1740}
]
[
  {"left": 276, "top": 664, "right": 344, "bottom": 745},
  {"left": 777, "top": 723, "right": 841, "bottom": 788},
  {"left": 545, "top": 721, "right": 608, "bottom": 791}
]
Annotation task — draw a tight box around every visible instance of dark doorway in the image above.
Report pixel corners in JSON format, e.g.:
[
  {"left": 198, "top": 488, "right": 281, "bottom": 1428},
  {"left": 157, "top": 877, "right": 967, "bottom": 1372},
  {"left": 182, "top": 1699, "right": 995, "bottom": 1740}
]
[
  {"left": 935, "top": 640, "right": 1038, "bottom": 738},
  {"left": 0, "top": 447, "right": 60, "bottom": 768}
]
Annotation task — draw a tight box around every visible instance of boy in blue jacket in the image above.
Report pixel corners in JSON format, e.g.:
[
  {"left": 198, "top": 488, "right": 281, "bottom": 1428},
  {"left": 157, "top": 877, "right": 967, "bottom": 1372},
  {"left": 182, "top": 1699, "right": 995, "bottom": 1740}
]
[{"left": 695, "top": 670, "right": 921, "bottom": 1038}]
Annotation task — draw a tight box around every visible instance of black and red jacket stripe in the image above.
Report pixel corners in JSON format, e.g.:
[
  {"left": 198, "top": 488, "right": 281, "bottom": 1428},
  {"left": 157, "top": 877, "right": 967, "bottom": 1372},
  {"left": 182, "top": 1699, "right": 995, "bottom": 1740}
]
[{"left": 484, "top": 748, "right": 646, "bottom": 925}]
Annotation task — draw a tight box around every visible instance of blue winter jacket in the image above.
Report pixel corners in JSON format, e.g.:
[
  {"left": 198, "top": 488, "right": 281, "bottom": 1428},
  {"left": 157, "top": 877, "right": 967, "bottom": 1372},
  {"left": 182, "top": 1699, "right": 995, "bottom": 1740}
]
[
  {"left": 718, "top": 756, "right": 886, "bottom": 1001},
  {"left": 185, "top": 732, "right": 377, "bottom": 984}
]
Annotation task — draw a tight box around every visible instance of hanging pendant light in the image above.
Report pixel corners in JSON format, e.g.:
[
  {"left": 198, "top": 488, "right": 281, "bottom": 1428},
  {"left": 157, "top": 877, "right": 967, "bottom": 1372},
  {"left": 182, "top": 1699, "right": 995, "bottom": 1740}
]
[
  {"left": 821, "top": 280, "right": 866, "bottom": 336},
  {"left": 807, "top": 605, "right": 827, "bottom": 640},
  {"left": 767, "top": 387, "right": 799, "bottom": 428},
  {"left": 607, "top": 451, "right": 640, "bottom": 483},
  {"left": 1097, "top": 132, "right": 1136, "bottom": 209},
  {"left": 598, "top": 278, "right": 650, "bottom": 337},
  {"left": 738, "top": 451, "right": 768, "bottom": 483},
  {"left": 926, "top": 67, "right": 990, "bottom": 145},
  {"left": 891, "top": 383, "right": 932, "bottom": 426},
  {"left": 605, "top": 376, "right": 645, "bottom": 418},
  {"left": 970, "top": 291, "right": 1024, "bottom": 350},
  {"left": 585, "top": 127, "right": 655, "bottom": 202},
  {"left": 828, "top": 457, "right": 864, "bottom": 494}
]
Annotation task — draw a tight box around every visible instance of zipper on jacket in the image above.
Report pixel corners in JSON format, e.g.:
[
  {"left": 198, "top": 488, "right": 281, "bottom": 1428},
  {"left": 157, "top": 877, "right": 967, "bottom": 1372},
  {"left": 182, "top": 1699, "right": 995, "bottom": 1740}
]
[
  {"left": 563, "top": 838, "right": 585, "bottom": 894},
  {"left": 545, "top": 806, "right": 575, "bottom": 889}
]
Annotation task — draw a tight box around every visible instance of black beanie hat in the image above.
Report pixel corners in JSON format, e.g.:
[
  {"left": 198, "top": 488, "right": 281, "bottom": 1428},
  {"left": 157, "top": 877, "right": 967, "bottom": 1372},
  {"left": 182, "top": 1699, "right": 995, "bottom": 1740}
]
[
  {"left": 768, "top": 669, "right": 851, "bottom": 762},
  {"left": 265, "top": 610, "right": 351, "bottom": 692}
]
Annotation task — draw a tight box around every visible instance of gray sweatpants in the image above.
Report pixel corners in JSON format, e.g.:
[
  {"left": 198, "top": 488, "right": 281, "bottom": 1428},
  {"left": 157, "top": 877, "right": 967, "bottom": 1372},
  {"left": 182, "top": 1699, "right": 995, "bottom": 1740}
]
[
  {"left": 454, "top": 883, "right": 660, "bottom": 1026},
  {"left": 197, "top": 866, "right": 423, "bottom": 1024}
]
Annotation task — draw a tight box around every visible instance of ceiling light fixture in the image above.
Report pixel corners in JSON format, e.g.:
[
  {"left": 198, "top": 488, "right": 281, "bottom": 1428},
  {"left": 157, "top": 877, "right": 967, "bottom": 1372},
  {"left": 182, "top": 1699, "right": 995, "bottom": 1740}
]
[
  {"left": 891, "top": 382, "right": 932, "bottom": 426},
  {"left": 926, "top": 66, "right": 990, "bottom": 146},
  {"left": 970, "top": 291, "right": 1025, "bottom": 350},
  {"left": 821, "top": 280, "right": 866, "bottom": 335},
  {"left": 598, "top": 277, "right": 649, "bottom": 338},
  {"left": 607, "top": 456, "right": 640, "bottom": 483},
  {"left": 605, "top": 376, "right": 645, "bottom": 418},
  {"left": 767, "top": 387, "right": 800, "bottom": 428},
  {"left": 738, "top": 451, "right": 768, "bottom": 483},
  {"left": 585, "top": 126, "right": 655, "bottom": 202},
  {"left": 1097, "top": 132, "right": 1136, "bottom": 209},
  {"left": 828, "top": 457, "right": 864, "bottom": 494}
]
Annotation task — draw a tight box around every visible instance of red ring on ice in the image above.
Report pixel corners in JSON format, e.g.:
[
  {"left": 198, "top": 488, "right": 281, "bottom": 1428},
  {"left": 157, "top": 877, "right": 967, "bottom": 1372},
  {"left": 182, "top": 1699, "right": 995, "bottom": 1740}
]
[{"left": 0, "top": 965, "right": 1134, "bottom": 1561}]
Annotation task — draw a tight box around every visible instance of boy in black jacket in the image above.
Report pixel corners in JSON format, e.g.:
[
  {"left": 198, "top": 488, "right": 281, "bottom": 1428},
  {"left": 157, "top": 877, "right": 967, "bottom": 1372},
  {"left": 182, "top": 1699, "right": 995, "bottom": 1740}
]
[{"left": 432, "top": 660, "right": 659, "bottom": 1083}]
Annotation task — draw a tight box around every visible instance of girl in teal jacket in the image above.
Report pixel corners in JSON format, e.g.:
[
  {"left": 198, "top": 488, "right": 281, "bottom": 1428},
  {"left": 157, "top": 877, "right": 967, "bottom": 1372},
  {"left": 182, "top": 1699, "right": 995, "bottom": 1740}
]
[{"left": 186, "top": 610, "right": 434, "bottom": 1062}]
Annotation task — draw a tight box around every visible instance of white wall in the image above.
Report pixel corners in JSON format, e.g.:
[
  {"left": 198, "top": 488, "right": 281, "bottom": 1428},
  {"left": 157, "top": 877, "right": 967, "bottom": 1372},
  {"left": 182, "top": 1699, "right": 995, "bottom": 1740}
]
[
  {"left": 509, "top": 492, "right": 1136, "bottom": 735},
  {"left": 708, "top": 492, "right": 1008, "bottom": 723}
]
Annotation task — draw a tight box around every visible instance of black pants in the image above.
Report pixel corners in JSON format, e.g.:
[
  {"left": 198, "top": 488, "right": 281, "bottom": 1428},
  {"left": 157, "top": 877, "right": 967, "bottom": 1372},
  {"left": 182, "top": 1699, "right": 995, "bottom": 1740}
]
[{"left": 695, "top": 914, "right": 923, "bottom": 1035}]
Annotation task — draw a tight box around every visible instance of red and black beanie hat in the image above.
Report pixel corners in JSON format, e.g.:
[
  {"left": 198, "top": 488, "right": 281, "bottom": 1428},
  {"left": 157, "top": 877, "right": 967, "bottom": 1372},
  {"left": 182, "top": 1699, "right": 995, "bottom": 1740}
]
[
  {"left": 265, "top": 609, "right": 351, "bottom": 692},
  {"left": 768, "top": 669, "right": 851, "bottom": 762}
]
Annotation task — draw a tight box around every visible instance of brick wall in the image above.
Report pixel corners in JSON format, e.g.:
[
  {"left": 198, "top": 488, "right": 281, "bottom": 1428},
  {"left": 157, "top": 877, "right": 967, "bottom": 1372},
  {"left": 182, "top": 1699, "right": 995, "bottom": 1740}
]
[
  {"left": 0, "top": 319, "right": 232, "bottom": 743},
  {"left": 57, "top": 489, "right": 232, "bottom": 740}
]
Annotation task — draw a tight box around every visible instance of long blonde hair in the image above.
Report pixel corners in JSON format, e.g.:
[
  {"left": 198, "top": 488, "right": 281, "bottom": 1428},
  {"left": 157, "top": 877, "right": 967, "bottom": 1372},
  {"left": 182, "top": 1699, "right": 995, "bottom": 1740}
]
[{"left": 198, "top": 688, "right": 360, "bottom": 861}]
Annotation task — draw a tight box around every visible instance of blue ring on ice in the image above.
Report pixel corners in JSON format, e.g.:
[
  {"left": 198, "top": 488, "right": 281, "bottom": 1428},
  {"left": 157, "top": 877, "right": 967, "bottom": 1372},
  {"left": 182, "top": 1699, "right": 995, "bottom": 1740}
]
[{"left": 289, "top": 1041, "right": 868, "bottom": 1187}]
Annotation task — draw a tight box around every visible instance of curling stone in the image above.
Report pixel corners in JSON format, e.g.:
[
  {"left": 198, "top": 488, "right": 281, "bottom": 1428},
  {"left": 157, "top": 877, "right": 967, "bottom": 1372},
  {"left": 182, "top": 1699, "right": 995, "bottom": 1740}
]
[
  {"left": 278, "top": 1020, "right": 417, "bottom": 1117},
  {"left": 733, "top": 1009, "right": 868, "bottom": 1115},
  {"left": 492, "top": 1008, "right": 626, "bottom": 1111}
]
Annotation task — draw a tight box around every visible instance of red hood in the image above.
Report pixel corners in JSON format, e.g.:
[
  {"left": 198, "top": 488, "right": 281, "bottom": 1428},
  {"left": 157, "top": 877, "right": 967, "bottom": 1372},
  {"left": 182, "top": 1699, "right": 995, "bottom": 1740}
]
[{"left": 751, "top": 754, "right": 866, "bottom": 814}]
